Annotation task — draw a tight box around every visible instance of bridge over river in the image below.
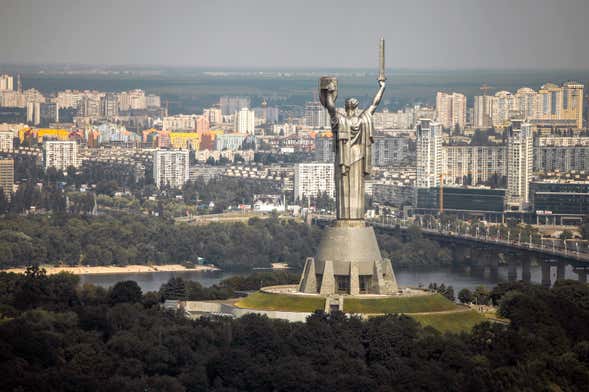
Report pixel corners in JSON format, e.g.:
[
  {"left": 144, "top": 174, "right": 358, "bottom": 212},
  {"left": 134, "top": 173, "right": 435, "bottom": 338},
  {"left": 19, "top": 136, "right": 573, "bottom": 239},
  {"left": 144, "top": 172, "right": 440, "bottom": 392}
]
[{"left": 311, "top": 214, "right": 589, "bottom": 286}]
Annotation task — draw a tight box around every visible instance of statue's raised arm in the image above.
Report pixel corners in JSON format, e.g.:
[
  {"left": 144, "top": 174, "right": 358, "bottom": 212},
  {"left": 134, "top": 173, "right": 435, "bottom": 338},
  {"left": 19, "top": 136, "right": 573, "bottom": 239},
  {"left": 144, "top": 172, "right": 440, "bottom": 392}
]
[
  {"left": 364, "top": 79, "right": 386, "bottom": 116},
  {"left": 364, "top": 38, "right": 386, "bottom": 115}
]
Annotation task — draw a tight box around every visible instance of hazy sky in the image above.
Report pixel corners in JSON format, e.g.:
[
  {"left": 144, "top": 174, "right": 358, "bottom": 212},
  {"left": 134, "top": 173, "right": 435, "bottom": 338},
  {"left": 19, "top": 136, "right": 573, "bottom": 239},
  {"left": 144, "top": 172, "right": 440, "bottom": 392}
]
[{"left": 1, "top": 0, "right": 588, "bottom": 69}]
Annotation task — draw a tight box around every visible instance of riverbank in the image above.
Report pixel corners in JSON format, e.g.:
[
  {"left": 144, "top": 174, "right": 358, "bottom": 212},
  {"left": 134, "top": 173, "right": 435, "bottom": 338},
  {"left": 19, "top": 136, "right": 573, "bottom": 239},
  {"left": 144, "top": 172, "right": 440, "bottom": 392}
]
[{"left": 2, "top": 264, "right": 219, "bottom": 276}]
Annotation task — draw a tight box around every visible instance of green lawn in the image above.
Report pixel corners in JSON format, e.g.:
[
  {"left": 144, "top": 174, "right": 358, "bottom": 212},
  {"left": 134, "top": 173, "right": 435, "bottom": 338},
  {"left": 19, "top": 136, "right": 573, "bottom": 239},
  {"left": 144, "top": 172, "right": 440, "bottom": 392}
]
[
  {"left": 235, "top": 292, "right": 325, "bottom": 312},
  {"left": 343, "top": 293, "right": 458, "bottom": 314},
  {"left": 410, "top": 310, "right": 487, "bottom": 333}
]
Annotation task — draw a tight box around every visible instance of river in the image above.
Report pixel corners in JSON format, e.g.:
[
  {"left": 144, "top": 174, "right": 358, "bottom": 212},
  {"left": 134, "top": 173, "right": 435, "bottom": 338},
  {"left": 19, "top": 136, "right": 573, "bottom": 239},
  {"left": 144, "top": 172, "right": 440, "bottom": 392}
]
[{"left": 78, "top": 263, "right": 580, "bottom": 294}]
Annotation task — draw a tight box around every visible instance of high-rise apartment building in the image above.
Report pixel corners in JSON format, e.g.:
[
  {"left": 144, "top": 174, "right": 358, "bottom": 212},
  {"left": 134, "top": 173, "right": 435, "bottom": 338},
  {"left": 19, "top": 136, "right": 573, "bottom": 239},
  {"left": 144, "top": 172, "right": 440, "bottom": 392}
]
[
  {"left": 534, "top": 136, "right": 589, "bottom": 172},
  {"left": 315, "top": 135, "right": 335, "bottom": 163},
  {"left": 0, "top": 159, "right": 14, "bottom": 199},
  {"left": 304, "top": 101, "right": 330, "bottom": 128},
  {"left": 373, "top": 108, "right": 416, "bottom": 129},
  {"left": 0, "top": 131, "right": 13, "bottom": 151},
  {"left": 294, "top": 162, "right": 335, "bottom": 201},
  {"left": 220, "top": 96, "right": 250, "bottom": 115},
  {"left": 436, "top": 92, "right": 466, "bottom": 130},
  {"left": 195, "top": 115, "right": 210, "bottom": 133},
  {"left": 372, "top": 136, "right": 411, "bottom": 166},
  {"left": 443, "top": 145, "right": 507, "bottom": 185},
  {"left": 514, "top": 87, "right": 537, "bottom": 120},
  {"left": 482, "top": 82, "right": 584, "bottom": 129},
  {"left": 28, "top": 102, "right": 59, "bottom": 125},
  {"left": 0, "top": 74, "right": 14, "bottom": 91},
  {"left": 163, "top": 115, "right": 197, "bottom": 131},
  {"left": 153, "top": 150, "right": 190, "bottom": 189},
  {"left": 234, "top": 108, "right": 255, "bottom": 134},
  {"left": 491, "top": 91, "right": 516, "bottom": 127},
  {"left": 78, "top": 96, "right": 101, "bottom": 117},
  {"left": 416, "top": 119, "right": 443, "bottom": 188},
  {"left": 473, "top": 95, "right": 493, "bottom": 128},
  {"left": 118, "top": 89, "right": 147, "bottom": 111},
  {"left": 146, "top": 94, "right": 161, "bottom": 108},
  {"left": 506, "top": 119, "right": 533, "bottom": 210},
  {"left": 203, "top": 108, "right": 223, "bottom": 125},
  {"left": 43, "top": 141, "right": 79, "bottom": 171},
  {"left": 100, "top": 93, "right": 119, "bottom": 117}
]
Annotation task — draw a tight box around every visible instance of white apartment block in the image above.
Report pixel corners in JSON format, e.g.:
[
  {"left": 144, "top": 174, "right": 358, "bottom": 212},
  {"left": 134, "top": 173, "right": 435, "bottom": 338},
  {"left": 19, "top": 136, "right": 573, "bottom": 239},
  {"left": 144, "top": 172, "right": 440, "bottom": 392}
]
[
  {"left": 203, "top": 108, "right": 223, "bottom": 125},
  {"left": 163, "top": 114, "right": 197, "bottom": 131},
  {"left": 506, "top": 120, "right": 533, "bottom": 209},
  {"left": 304, "top": 101, "right": 330, "bottom": 128},
  {"left": 373, "top": 108, "right": 415, "bottom": 129},
  {"left": 118, "top": 89, "right": 146, "bottom": 111},
  {"left": 372, "top": 136, "right": 411, "bottom": 166},
  {"left": 146, "top": 94, "right": 161, "bottom": 108},
  {"left": 294, "top": 162, "right": 335, "bottom": 201},
  {"left": 534, "top": 136, "right": 589, "bottom": 172},
  {"left": 43, "top": 141, "right": 79, "bottom": 171},
  {"left": 436, "top": 92, "right": 466, "bottom": 130},
  {"left": 416, "top": 119, "right": 443, "bottom": 188},
  {"left": 473, "top": 95, "right": 493, "bottom": 128},
  {"left": 0, "top": 131, "right": 14, "bottom": 151},
  {"left": 0, "top": 74, "right": 14, "bottom": 91},
  {"left": 443, "top": 145, "right": 507, "bottom": 185},
  {"left": 153, "top": 150, "right": 190, "bottom": 189},
  {"left": 234, "top": 108, "right": 255, "bottom": 134},
  {"left": 491, "top": 91, "right": 516, "bottom": 127}
]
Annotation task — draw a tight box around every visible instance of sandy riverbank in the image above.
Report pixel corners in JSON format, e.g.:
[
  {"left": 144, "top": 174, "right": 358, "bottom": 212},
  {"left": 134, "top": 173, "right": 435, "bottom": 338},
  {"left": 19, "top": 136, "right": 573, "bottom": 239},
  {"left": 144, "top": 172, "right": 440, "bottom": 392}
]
[{"left": 2, "top": 264, "right": 219, "bottom": 276}]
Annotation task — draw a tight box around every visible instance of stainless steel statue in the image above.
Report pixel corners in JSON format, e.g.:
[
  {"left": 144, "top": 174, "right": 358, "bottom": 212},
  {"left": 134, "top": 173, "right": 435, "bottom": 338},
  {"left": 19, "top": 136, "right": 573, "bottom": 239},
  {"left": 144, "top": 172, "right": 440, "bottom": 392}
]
[
  {"left": 298, "top": 38, "right": 397, "bottom": 296},
  {"left": 320, "top": 38, "right": 386, "bottom": 220}
]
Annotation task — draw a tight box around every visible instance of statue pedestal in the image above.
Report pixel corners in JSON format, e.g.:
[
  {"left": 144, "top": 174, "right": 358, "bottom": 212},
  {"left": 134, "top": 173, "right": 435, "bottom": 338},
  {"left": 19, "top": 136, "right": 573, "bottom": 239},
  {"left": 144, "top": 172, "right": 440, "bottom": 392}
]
[{"left": 298, "top": 220, "right": 398, "bottom": 295}]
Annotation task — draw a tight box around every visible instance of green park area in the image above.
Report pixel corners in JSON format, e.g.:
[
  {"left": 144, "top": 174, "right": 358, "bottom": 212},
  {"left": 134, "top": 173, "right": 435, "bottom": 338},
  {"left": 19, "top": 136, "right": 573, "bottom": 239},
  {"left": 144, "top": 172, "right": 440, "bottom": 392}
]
[
  {"left": 410, "top": 310, "right": 487, "bottom": 333},
  {"left": 343, "top": 293, "right": 458, "bottom": 314},
  {"left": 235, "top": 291, "right": 326, "bottom": 312}
]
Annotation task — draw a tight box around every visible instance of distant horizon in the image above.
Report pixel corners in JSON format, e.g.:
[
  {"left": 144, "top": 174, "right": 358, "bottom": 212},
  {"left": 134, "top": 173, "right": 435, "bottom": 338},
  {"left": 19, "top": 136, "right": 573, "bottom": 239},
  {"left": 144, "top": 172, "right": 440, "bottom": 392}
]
[{"left": 2, "top": 63, "right": 589, "bottom": 74}]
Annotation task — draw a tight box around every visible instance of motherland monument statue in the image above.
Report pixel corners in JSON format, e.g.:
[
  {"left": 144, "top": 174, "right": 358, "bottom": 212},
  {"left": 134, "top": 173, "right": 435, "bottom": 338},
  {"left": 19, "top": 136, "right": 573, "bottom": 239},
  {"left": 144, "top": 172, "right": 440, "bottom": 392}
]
[{"left": 299, "top": 39, "right": 398, "bottom": 295}]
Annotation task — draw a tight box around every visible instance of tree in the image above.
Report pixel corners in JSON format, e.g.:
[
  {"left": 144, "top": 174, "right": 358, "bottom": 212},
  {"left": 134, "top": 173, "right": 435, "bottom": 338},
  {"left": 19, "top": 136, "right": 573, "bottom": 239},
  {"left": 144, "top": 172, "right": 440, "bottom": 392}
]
[
  {"left": 109, "top": 281, "right": 142, "bottom": 304},
  {"left": 458, "top": 288, "right": 473, "bottom": 304},
  {"left": 473, "top": 285, "right": 491, "bottom": 305},
  {"left": 560, "top": 230, "right": 574, "bottom": 241}
]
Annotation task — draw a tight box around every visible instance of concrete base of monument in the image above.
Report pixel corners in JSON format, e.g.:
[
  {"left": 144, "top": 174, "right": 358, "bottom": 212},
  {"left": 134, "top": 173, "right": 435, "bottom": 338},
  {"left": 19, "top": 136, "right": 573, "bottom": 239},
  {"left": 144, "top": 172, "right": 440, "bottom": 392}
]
[{"left": 298, "top": 220, "right": 398, "bottom": 295}]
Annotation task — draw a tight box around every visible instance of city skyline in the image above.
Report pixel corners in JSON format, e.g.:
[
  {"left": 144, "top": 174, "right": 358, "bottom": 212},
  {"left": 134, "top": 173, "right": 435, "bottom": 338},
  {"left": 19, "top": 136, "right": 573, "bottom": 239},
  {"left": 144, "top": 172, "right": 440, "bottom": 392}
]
[{"left": 2, "top": 0, "right": 589, "bottom": 70}]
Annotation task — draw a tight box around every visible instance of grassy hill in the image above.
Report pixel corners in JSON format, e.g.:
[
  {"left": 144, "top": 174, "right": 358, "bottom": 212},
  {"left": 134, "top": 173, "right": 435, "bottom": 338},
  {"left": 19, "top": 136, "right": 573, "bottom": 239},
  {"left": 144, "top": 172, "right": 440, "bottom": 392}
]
[
  {"left": 235, "top": 292, "right": 325, "bottom": 312},
  {"left": 343, "top": 293, "right": 458, "bottom": 314}
]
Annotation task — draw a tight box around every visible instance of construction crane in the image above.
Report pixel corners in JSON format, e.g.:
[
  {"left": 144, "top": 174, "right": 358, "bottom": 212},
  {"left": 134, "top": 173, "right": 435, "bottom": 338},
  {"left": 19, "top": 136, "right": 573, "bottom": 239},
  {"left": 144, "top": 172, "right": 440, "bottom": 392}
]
[{"left": 480, "top": 83, "right": 492, "bottom": 96}]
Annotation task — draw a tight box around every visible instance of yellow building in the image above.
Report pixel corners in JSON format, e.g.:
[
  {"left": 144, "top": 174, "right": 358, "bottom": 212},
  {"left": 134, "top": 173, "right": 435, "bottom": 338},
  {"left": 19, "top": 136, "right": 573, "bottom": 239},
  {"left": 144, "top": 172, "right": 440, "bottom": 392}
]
[
  {"left": 536, "top": 82, "right": 584, "bottom": 129},
  {"left": 19, "top": 128, "right": 71, "bottom": 143},
  {"left": 169, "top": 132, "right": 200, "bottom": 150}
]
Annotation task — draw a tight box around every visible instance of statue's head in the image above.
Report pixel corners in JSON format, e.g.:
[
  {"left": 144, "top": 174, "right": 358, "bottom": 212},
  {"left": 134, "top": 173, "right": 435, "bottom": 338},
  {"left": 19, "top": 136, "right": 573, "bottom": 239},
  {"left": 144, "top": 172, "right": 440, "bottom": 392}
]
[{"left": 345, "top": 98, "right": 359, "bottom": 115}]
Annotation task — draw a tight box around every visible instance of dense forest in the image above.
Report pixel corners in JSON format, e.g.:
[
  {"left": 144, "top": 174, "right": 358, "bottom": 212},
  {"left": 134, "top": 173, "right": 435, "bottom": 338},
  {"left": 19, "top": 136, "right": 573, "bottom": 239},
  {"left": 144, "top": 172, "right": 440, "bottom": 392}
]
[
  {"left": 377, "top": 226, "right": 453, "bottom": 268},
  {"left": 0, "top": 213, "right": 458, "bottom": 270},
  {"left": 0, "top": 214, "right": 321, "bottom": 270},
  {"left": 1, "top": 268, "right": 588, "bottom": 391}
]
